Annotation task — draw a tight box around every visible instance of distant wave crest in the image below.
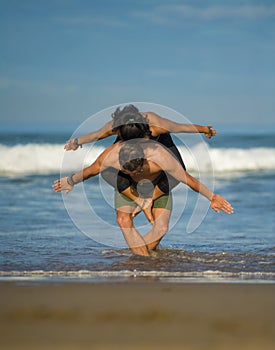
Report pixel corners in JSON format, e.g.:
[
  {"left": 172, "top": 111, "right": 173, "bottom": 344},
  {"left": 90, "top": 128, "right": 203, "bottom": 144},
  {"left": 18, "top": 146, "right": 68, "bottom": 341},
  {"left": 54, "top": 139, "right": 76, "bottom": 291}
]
[
  {"left": 178, "top": 144, "right": 275, "bottom": 174},
  {"left": 0, "top": 143, "right": 275, "bottom": 176}
]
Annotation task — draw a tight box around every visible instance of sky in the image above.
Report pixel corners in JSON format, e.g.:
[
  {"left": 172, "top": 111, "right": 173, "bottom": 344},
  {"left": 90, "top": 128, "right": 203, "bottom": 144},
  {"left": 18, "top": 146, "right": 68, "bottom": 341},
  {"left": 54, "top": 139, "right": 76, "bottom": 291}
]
[{"left": 0, "top": 0, "right": 274, "bottom": 131}]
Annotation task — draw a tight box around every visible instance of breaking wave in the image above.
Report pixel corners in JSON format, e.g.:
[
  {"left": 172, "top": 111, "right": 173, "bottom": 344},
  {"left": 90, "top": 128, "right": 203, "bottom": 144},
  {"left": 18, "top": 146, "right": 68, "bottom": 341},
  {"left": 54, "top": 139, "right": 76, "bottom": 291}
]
[{"left": 0, "top": 143, "right": 275, "bottom": 176}]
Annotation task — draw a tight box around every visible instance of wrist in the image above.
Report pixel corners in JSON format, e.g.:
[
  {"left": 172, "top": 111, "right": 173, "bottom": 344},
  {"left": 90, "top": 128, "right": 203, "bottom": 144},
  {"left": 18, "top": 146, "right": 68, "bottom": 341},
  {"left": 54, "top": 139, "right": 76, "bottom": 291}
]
[
  {"left": 137, "top": 198, "right": 146, "bottom": 209},
  {"left": 73, "top": 138, "right": 82, "bottom": 149},
  {"left": 202, "top": 126, "right": 209, "bottom": 133},
  {"left": 210, "top": 193, "right": 216, "bottom": 202},
  {"left": 67, "top": 174, "right": 76, "bottom": 186},
  {"left": 140, "top": 199, "right": 146, "bottom": 209}
]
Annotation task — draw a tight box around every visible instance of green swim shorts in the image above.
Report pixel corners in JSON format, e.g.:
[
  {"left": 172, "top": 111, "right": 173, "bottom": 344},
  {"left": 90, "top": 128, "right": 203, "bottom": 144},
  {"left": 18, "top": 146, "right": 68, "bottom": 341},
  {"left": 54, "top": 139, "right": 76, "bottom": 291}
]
[{"left": 114, "top": 191, "right": 172, "bottom": 210}]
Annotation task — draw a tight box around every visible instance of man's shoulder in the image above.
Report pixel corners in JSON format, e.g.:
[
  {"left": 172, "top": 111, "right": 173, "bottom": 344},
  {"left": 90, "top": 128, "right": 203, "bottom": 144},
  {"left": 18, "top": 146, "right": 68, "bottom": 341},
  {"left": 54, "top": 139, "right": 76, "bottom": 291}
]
[
  {"left": 142, "top": 140, "right": 165, "bottom": 155},
  {"left": 99, "top": 142, "right": 120, "bottom": 161},
  {"left": 106, "top": 141, "right": 121, "bottom": 152}
]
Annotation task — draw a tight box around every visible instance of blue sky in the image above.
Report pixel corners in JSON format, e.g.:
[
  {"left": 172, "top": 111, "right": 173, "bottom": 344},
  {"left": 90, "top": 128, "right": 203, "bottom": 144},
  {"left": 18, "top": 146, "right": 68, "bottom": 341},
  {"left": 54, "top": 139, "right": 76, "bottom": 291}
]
[{"left": 0, "top": 0, "right": 274, "bottom": 131}]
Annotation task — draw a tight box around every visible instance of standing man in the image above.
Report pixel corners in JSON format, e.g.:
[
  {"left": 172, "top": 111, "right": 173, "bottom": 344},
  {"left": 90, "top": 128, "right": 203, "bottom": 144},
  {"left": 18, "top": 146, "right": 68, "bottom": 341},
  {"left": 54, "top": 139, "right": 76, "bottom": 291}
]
[{"left": 53, "top": 139, "right": 233, "bottom": 256}]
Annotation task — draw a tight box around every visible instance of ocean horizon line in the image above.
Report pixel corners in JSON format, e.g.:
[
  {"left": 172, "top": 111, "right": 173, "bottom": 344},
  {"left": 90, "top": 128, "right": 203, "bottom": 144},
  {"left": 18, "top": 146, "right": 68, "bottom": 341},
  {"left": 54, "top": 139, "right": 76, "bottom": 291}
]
[{"left": 1, "top": 121, "right": 275, "bottom": 135}]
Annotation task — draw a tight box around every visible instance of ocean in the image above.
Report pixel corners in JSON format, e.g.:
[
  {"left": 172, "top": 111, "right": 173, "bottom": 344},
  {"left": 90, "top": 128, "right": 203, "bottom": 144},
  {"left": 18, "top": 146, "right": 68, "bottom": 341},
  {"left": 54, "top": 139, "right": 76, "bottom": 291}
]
[{"left": 0, "top": 130, "right": 275, "bottom": 283}]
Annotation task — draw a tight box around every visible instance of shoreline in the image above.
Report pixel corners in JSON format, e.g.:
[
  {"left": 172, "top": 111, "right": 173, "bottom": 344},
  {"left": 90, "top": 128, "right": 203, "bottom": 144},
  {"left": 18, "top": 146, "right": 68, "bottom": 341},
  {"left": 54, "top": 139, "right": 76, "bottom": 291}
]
[
  {"left": 1, "top": 268, "right": 275, "bottom": 285},
  {"left": 1, "top": 276, "right": 275, "bottom": 284},
  {"left": 1, "top": 281, "right": 275, "bottom": 350}
]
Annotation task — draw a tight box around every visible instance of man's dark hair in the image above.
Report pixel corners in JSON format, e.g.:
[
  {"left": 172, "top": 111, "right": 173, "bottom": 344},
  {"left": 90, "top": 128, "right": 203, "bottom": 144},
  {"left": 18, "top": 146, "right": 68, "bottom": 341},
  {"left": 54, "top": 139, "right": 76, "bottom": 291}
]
[
  {"left": 119, "top": 142, "right": 145, "bottom": 172},
  {"left": 112, "top": 104, "right": 151, "bottom": 140}
]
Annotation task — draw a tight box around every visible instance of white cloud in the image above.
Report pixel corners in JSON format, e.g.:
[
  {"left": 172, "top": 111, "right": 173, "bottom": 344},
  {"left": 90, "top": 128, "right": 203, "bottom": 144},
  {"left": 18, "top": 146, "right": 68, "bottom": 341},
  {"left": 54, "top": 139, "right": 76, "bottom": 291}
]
[{"left": 131, "top": 4, "right": 275, "bottom": 24}]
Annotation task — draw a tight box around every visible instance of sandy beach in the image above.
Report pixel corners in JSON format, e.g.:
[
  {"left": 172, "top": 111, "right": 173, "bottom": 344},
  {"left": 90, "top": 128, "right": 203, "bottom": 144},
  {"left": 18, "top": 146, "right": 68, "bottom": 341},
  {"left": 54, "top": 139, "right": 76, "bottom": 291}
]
[{"left": 0, "top": 281, "right": 274, "bottom": 350}]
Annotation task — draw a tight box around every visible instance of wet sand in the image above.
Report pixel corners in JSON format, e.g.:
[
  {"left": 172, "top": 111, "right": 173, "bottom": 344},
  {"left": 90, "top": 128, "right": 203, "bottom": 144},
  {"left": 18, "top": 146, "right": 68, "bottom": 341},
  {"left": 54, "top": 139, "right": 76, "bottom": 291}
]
[{"left": 0, "top": 282, "right": 274, "bottom": 350}]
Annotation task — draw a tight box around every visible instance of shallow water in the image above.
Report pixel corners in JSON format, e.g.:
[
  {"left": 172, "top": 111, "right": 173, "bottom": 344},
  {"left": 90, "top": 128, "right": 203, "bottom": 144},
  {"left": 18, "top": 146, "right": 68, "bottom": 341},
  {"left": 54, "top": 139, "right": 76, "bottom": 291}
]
[{"left": 0, "top": 132, "right": 274, "bottom": 283}]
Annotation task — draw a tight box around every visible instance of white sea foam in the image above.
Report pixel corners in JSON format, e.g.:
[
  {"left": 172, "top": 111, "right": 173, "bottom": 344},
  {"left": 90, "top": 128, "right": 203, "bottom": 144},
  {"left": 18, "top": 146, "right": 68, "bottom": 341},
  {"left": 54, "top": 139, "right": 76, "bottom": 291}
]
[
  {"left": 178, "top": 144, "right": 275, "bottom": 173},
  {"left": 0, "top": 143, "right": 275, "bottom": 176},
  {"left": 0, "top": 270, "right": 274, "bottom": 283},
  {"left": 0, "top": 143, "right": 104, "bottom": 176}
]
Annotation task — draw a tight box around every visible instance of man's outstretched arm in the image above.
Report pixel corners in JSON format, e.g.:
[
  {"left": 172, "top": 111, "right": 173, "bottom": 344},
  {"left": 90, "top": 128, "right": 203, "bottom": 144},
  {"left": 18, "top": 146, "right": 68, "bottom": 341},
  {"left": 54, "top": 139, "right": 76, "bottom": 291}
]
[
  {"left": 53, "top": 143, "right": 117, "bottom": 193},
  {"left": 151, "top": 144, "right": 234, "bottom": 215},
  {"left": 182, "top": 172, "right": 233, "bottom": 214}
]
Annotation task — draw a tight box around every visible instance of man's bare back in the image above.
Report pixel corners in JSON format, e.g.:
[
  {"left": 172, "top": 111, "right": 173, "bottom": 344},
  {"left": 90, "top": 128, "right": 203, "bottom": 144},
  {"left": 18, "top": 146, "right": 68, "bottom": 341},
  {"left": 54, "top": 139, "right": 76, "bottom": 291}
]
[{"left": 99, "top": 139, "right": 182, "bottom": 182}]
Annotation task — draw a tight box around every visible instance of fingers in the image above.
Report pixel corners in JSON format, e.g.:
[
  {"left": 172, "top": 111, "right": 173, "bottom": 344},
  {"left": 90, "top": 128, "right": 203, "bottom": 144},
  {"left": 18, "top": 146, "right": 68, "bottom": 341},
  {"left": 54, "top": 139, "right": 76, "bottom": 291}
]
[
  {"left": 225, "top": 202, "right": 234, "bottom": 214},
  {"left": 64, "top": 139, "right": 77, "bottom": 151},
  {"left": 211, "top": 195, "right": 234, "bottom": 215},
  {"left": 131, "top": 206, "right": 142, "bottom": 218},
  {"left": 219, "top": 203, "right": 234, "bottom": 214},
  {"left": 52, "top": 179, "right": 67, "bottom": 193},
  {"left": 143, "top": 209, "right": 154, "bottom": 224},
  {"left": 64, "top": 144, "right": 74, "bottom": 151},
  {"left": 142, "top": 198, "right": 154, "bottom": 224},
  {"left": 64, "top": 140, "right": 70, "bottom": 150},
  {"left": 220, "top": 198, "right": 234, "bottom": 214},
  {"left": 52, "top": 179, "right": 61, "bottom": 192},
  {"left": 210, "top": 126, "right": 217, "bottom": 137},
  {"left": 206, "top": 126, "right": 217, "bottom": 138}
]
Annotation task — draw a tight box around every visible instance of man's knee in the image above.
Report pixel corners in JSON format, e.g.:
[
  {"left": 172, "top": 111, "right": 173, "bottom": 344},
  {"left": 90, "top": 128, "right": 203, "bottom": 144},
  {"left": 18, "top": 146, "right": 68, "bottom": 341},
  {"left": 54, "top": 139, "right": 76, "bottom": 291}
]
[{"left": 116, "top": 211, "right": 133, "bottom": 228}]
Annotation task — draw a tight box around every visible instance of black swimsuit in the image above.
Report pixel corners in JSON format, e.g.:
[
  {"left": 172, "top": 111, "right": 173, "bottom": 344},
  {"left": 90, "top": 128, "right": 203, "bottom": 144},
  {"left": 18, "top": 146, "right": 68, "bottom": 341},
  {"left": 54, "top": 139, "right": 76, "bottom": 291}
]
[{"left": 101, "top": 133, "right": 186, "bottom": 194}]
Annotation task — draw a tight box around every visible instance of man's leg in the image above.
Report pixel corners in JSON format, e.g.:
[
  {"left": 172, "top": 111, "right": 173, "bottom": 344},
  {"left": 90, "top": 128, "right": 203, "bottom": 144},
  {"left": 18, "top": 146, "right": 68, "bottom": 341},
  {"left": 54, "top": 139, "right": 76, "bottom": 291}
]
[
  {"left": 114, "top": 192, "right": 172, "bottom": 256},
  {"left": 115, "top": 192, "right": 150, "bottom": 256},
  {"left": 143, "top": 194, "right": 172, "bottom": 251},
  {"left": 143, "top": 208, "right": 171, "bottom": 251}
]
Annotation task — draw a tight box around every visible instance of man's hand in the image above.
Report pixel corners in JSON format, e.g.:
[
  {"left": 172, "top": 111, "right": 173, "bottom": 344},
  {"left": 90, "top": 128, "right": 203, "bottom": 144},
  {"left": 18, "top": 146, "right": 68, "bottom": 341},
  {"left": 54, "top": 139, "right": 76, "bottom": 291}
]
[
  {"left": 132, "top": 198, "right": 154, "bottom": 224},
  {"left": 52, "top": 177, "right": 73, "bottom": 194},
  {"left": 143, "top": 199, "right": 154, "bottom": 224},
  {"left": 210, "top": 194, "right": 234, "bottom": 214},
  {"left": 205, "top": 126, "right": 217, "bottom": 139}
]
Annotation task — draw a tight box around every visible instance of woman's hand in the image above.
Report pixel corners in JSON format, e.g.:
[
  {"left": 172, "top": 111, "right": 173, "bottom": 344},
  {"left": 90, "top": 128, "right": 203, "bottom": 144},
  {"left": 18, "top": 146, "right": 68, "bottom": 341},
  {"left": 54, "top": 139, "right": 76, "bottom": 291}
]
[
  {"left": 64, "top": 138, "right": 81, "bottom": 151},
  {"left": 52, "top": 177, "right": 73, "bottom": 194},
  {"left": 204, "top": 126, "right": 217, "bottom": 139}
]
